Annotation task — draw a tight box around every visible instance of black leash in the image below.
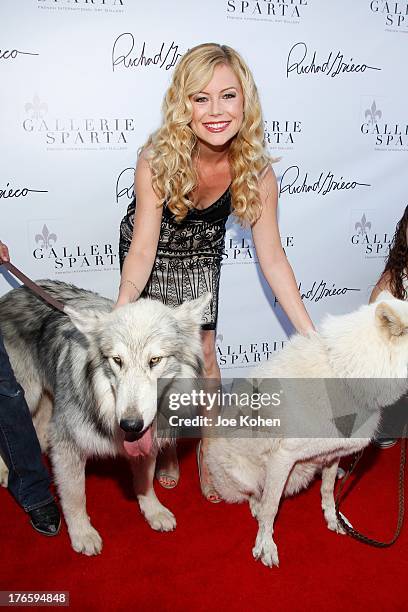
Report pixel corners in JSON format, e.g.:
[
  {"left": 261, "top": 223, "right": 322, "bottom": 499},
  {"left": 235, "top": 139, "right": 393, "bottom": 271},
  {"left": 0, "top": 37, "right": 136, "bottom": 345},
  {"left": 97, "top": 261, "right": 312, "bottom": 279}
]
[{"left": 335, "top": 427, "right": 407, "bottom": 547}]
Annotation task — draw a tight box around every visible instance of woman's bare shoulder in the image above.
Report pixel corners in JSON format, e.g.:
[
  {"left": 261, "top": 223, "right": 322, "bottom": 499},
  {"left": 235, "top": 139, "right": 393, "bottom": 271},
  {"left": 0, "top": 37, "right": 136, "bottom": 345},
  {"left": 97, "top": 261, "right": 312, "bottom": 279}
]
[
  {"left": 257, "top": 164, "right": 278, "bottom": 205},
  {"left": 136, "top": 144, "right": 154, "bottom": 167},
  {"left": 369, "top": 270, "right": 392, "bottom": 303},
  {"left": 135, "top": 147, "right": 154, "bottom": 182},
  {"left": 377, "top": 270, "right": 392, "bottom": 290},
  {"left": 259, "top": 163, "right": 275, "bottom": 180}
]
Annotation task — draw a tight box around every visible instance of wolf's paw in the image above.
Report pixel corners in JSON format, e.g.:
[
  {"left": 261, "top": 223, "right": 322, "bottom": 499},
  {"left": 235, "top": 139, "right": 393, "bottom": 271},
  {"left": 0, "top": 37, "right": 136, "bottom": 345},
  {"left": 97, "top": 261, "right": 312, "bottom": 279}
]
[
  {"left": 328, "top": 518, "right": 346, "bottom": 535},
  {"left": 146, "top": 507, "right": 177, "bottom": 532},
  {"left": 249, "top": 496, "right": 260, "bottom": 519},
  {"left": 252, "top": 534, "right": 279, "bottom": 568},
  {"left": 138, "top": 496, "right": 177, "bottom": 532},
  {"left": 0, "top": 461, "right": 9, "bottom": 488},
  {"left": 70, "top": 524, "right": 103, "bottom": 556},
  {"left": 325, "top": 510, "right": 346, "bottom": 535}
]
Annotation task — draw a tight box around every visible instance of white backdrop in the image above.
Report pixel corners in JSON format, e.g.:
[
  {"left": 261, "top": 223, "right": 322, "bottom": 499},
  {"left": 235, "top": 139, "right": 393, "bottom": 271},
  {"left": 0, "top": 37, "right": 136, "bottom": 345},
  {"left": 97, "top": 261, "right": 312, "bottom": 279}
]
[{"left": 1, "top": 0, "right": 407, "bottom": 376}]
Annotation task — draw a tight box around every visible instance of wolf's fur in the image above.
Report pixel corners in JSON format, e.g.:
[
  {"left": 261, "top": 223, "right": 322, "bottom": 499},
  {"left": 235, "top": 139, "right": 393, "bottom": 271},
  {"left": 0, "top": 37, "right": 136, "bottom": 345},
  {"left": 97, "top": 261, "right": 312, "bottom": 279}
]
[
  {"left": 0, "top": 280, "right": 209, "bottom": 555},
  {"left": 206, "top": 292, "right": 408, "bottom": 567}
]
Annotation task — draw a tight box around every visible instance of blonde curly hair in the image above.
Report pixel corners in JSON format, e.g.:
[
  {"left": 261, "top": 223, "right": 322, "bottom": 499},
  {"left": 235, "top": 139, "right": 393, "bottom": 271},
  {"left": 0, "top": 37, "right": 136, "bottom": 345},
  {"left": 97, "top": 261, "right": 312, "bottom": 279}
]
[{"left": 141, "top": 42, "right": 273, "bottom": 225}]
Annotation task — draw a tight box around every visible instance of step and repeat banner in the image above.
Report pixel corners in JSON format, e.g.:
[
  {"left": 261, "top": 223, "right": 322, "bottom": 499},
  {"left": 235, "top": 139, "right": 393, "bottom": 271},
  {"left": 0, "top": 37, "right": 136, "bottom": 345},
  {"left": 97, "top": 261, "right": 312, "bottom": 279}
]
[{"left": 1, "top": 0, "right": 407, "bottom": 376}]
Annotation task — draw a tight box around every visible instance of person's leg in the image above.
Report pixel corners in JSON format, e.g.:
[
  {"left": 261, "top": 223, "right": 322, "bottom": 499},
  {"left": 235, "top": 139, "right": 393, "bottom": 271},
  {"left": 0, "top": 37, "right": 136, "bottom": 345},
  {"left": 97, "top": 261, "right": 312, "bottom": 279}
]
[
  {"left": 155, "top": 444, "right": 179, "bottom": 489},
  {"left": 0, "top": 332, "right": 57, "bottom": 523},
  {"left": 155, "top": 329, "right": 221, "bottom": 492},
  {"left": 373, "top": 393, "right": 408, "bottom": 449},
  {"left": 197, "top": 329, "right": 221, "bottom": 502}
]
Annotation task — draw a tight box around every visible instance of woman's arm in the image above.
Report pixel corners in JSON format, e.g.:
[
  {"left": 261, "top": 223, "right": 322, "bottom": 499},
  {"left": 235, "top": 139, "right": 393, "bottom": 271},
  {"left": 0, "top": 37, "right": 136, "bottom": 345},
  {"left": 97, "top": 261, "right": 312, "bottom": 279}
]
[
  {"left": 369, "top": 271, "right": 391, "bottom": 304},
  {"left": 116, "top": 154, "right": 163, "bottom": 307},
  {"left": 251, "top": 166, "right": 314, "bottom": 335}
]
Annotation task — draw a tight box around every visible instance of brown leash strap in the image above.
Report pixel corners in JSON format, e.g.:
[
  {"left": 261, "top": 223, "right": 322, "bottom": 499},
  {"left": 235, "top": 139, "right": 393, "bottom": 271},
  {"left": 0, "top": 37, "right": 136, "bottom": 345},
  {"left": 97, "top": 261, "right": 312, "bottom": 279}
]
[
  {"left": 2, "top": 261, "right": 66, "bottom": 313},
  {"left": 335, "top": 427, "right": 407, "bottom": 547}
]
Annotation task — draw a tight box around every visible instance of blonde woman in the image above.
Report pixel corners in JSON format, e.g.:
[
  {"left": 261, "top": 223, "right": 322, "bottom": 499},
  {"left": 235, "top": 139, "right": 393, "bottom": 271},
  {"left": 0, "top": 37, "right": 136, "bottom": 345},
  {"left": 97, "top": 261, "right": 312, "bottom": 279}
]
[{"left": 117, "top": 43, "right": 314, "bottom": 501}]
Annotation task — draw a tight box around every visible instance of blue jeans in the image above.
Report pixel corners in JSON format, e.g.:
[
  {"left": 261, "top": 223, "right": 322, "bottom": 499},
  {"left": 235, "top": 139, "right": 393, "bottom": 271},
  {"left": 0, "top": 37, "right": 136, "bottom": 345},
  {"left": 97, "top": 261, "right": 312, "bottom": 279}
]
[{"left": 0, "top": 330, "right": 53, "bottom": 512}]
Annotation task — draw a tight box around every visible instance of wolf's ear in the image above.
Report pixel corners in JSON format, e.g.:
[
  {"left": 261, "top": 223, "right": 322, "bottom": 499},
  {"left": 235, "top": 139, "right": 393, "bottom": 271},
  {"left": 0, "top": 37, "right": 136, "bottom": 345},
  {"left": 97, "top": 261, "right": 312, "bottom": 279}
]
[
  {"left": 64, "top": 306, "right": 107, "bottom": 335},
  {"left": 173, "top": 293, "right": 212, "bottom": 332},
  {"left": 375, "top": 302, "right": 407, "bottom": 337},
  {"left": 375, "top": 290, "right": 395, "bottom": 303}
]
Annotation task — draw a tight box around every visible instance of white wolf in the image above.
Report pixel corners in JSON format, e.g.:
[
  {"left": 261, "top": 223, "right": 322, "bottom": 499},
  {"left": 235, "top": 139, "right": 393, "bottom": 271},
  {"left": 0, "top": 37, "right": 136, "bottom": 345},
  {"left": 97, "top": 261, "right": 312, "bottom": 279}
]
[
  {"left": 206, "top": 292, "right": 408, "bottom": 567},
  {"left": 0, "top": 280, "right": 210, "bottom": 555}
]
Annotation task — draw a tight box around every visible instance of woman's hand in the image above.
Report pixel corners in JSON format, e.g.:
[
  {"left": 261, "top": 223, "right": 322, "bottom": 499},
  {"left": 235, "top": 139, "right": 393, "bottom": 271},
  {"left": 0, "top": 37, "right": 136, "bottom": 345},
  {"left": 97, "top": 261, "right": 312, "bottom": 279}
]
[
  {"left": 0, "top": 241, "right": 10, "bottom": 264},
  {"left": 113, "top": 281, "right": 141, "bottom": 310}
]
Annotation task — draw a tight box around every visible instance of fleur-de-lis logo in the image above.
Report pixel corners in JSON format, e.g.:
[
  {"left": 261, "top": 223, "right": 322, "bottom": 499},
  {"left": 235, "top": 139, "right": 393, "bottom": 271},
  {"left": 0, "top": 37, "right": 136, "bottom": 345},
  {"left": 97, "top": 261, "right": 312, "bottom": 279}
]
[
  {"left": 355, "top": 214, "right": 371, "bottom": 236},
  {"left": 365, "top": 100, "right": 382, "bottom": 126},
  {"left": 25, "top": 94, "right": 48, "bottom": 120},
  {"left": 35, "top": 224, "right": 57, "bottom": 250}
]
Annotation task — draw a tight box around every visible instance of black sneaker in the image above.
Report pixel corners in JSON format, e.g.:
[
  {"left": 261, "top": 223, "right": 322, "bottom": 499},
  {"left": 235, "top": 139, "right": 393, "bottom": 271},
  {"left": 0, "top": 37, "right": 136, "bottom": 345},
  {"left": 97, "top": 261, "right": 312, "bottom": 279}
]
[{"left": 29, "top": 501, "right": 61, "bottom": 536}]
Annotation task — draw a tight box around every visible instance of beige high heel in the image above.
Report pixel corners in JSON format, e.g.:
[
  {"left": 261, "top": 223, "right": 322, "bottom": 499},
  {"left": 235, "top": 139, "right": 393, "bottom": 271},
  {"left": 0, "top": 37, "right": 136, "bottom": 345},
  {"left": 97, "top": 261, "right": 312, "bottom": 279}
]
[
  {"left": 155, "top": 445, "right": 179, "bottom": 489},
  {"left": 196, "top": 440, "right": 221, "bottom": 503}
]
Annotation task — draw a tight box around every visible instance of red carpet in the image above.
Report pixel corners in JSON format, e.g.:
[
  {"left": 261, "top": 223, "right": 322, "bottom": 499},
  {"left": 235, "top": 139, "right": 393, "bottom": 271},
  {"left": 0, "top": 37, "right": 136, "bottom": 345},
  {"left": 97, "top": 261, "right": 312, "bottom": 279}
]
[{"left": 0, "top": 441, "right": 406, "bottom": 611}]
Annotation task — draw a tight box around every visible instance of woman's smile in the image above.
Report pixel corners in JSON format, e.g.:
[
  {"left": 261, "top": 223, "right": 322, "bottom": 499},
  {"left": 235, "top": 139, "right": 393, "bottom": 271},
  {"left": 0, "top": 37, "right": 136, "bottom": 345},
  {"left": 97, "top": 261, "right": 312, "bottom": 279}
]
[{"left": 202, "top": 121, "right": 231, "bottom": 133}]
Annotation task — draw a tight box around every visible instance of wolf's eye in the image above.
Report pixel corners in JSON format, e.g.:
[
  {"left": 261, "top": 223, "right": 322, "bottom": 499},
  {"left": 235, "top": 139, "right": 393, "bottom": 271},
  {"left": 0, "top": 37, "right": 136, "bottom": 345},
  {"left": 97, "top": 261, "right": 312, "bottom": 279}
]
[
  {"left": 149, "top": 356, "right": 162, "bottom": 368},
  {"left": 112, "top": 356, "right": 122, "bottom": 367}
]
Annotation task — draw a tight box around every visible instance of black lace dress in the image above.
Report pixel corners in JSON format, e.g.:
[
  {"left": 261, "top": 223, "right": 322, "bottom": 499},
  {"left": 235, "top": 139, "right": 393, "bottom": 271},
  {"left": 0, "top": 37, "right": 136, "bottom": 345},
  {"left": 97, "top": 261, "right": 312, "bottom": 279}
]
[{"left": 119, "top": 186, "right": 231, "bottom": 330}]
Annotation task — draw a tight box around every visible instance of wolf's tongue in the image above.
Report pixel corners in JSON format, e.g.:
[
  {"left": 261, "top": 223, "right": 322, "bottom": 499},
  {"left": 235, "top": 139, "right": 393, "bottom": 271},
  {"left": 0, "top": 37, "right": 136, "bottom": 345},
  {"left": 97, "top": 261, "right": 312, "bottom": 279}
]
[{"left": 123, "top": 427, "right": 153, "bottom": 457}]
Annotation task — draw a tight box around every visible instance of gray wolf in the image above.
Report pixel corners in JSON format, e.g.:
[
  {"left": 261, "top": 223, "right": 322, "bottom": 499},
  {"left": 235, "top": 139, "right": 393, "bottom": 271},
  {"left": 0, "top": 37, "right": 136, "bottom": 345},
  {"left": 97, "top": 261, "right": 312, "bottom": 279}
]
[
  {"left": 206, "top": 292, "right": 408, "bottom": 567},
  {"left": 0, "top": 280, "right": 209, "bottom": 555}
]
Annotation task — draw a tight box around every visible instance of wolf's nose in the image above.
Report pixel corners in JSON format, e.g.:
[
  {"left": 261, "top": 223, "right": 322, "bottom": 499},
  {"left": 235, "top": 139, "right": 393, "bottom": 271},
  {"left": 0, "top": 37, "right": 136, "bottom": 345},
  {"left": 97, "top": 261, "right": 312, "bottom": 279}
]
[{"left": 120, "top": 418, "right": 144, "bottom": 433}]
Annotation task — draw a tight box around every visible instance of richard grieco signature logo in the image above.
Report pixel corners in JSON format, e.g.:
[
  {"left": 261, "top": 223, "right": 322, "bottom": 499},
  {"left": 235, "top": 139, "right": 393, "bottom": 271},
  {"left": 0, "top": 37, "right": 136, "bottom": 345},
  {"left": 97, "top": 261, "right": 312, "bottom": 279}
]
[
  {"left": 111, "top": 33, "right": 182, "bottom": 72},
  {"left": 0, "top": 47, "right": 38, "bottom": 60},
  {"left": 116, "top": 167, "right": 134, "bottom": 203}
]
